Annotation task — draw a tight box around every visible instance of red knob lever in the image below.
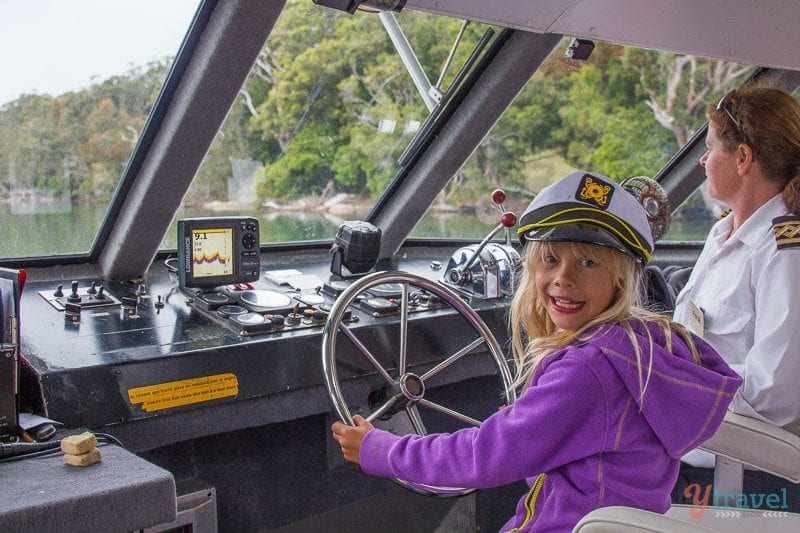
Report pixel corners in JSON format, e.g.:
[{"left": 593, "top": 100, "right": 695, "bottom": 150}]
[
  {"left": 500, "top": 212, "right": 516, "bottom": 228},
  {"left": 491, "top": 189, "right": 506, "bottom": 204}
]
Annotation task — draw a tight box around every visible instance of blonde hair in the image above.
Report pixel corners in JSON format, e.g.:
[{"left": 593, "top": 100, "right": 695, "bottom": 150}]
[
  {"left": 708, "top": 84, "right": 800, "bottom": 214},
  {"left": 509, "top": 241, "right": 701, "bottom": 405}
]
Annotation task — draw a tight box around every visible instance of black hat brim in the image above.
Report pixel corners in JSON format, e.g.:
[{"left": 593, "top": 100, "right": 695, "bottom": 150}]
[{"left": 521, "top": 223, "right": 639, "bottom": 260}]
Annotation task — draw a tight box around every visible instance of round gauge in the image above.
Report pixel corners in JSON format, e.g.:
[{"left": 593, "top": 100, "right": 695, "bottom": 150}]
[
  {"left": 218, "top": 305, "right": 247, "bottom": 317},
  {"left": 200, "top": 292, "right": 230, "bottom": 304},
  {"left": 240, "top": 290, "right": 292, "bottom": 308},
  {"left": 369, "top": 283, "right": 403, "bottom": 297},
  {"left": 232, "top": 312, "right": 267, "bottom": 325},
  {"left": 326, "top": 280, "right": 350, "bottom": 292},
  {"left": 297, "top": 293, "right": 325, "bottom": 305}
]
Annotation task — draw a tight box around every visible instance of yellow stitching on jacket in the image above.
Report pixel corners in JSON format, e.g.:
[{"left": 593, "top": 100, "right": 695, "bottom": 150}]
[
  {"left": 596, "top": 454, "right": 605, "bottom": 506},
  {"left": 600, "top": 346, "right": 735, "bottom": 396},
  {"left": 677, "top": 378, "right": 728, "bottom": 456},
  {"left": 600, "top": 345, "right": 733, "bottom": 456},
  {"left": 613, "top": 398, "right": 632, "bottom": 451}
]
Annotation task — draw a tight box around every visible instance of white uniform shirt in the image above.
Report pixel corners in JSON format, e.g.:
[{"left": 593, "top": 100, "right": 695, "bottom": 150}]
[{"left": 674, "top": 194, "right": 800, "bottom": 463}]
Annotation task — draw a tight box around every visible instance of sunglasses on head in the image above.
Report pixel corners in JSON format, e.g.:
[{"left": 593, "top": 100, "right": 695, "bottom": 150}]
[{"left": 716, "top": 93, "right": 742, "bottom": 130}]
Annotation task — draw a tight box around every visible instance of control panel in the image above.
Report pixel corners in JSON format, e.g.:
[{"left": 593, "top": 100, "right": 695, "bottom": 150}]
[
  {"left": 39, "top": 280, "right": 122, "bottom": 313},
  {"left": 184, "top": 272, "right": 447, "bottom": 337},
  {"left": 20, "top": 251, "right": 511, "bottom": 431}
]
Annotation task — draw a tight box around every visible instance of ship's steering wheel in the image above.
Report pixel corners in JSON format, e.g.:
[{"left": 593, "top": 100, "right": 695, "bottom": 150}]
[{"left": 322, "top": 270, "right": 516, "bottom": 497}]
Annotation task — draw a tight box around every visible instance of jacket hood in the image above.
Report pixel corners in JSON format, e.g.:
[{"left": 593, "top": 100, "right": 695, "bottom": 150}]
[{"left": 589, "top": 320, "right": 742, "bottom": 458}]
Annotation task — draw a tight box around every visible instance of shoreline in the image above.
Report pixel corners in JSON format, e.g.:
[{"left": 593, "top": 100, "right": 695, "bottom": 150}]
[{"left": 200, "top": 193, "right": 470, "bottom": 215}]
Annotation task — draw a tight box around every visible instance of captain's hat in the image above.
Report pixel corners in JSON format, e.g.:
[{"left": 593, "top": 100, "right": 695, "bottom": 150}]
[{"left": 517, "top": 171, "right": 654, "bottom": 263}]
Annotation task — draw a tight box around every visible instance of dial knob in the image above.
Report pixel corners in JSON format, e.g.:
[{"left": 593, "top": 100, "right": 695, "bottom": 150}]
[{"left": 241, "top": 232, "right": 257, "bottom": 249}]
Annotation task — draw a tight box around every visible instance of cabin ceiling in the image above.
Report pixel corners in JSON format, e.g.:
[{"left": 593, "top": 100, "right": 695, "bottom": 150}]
[{"left": 405, "top": 0, "right": 800, "bottom": 71}]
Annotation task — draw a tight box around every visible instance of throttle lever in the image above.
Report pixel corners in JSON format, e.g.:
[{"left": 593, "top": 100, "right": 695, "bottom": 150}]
[
  {"left": 491, "top": 189, "right": 515, "bottom": 247},
  {"left": 442, "top": 188, "right": 522, "bottom": 299},
  {"left": 451, "top": 210, "right": 517, "bottom": 284}
]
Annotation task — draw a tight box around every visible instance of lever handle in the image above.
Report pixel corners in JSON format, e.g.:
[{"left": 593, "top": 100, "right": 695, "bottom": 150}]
[
  {"left": 448, "top": 190, "right": 517, "bottom": 286},
  {"left": 461, "top": 210, "right": 517, "bottom": 273},
  {"left": 491, "top": 189, "right": 506, "bottom": 205}
]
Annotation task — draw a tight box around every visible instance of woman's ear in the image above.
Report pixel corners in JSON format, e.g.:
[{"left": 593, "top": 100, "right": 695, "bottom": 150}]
[{"left": 736, "top": 143, "right": 754, "bottom": 175}]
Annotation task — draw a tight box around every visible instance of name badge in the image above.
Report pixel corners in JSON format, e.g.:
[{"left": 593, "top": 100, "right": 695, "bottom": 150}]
[{"left": 689, "top": 299, "right": 704, "bottom": 337}]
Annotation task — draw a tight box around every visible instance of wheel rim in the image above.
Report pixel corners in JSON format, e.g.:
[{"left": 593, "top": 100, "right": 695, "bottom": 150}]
[{"left": 322, "top": 271, "right": 516, "bottom": 497}]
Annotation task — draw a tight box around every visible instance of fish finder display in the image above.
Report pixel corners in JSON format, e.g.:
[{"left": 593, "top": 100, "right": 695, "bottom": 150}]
[
  {"left": 192, "top": 228, "right": 234, "bottom": 278},
  {"left": 177, "top": 217, "right": 260, "bottom": 288}
]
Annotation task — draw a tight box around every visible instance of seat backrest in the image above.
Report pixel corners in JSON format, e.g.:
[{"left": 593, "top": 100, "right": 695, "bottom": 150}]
[
  {"left": 644, "top": 265, "right": 677, "bottom": 314},
  {"left": 574, "top": 412, "right": 800, "bottom": 533},
  {"left": 698, "top": 412, "right": 800, "bottom": 483},
  {"left": 663, "top": 265, "right": 693, "bottom": 294},
  {"left": 573, "top": 506, "right": 716, "bottom": 532}
]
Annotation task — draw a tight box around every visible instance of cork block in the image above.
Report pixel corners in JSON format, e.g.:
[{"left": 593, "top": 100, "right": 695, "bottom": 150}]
[
  {"left": 64, "top": 447, "right": 102, "bottom": 467},
  {"left": 61, "top": 432, "right": 98, "bottom": 455}
]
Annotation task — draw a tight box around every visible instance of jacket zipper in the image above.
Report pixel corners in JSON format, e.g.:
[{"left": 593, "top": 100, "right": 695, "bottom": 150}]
[{"left": 505, "top": 473, "right": 547, "bottom": 532}]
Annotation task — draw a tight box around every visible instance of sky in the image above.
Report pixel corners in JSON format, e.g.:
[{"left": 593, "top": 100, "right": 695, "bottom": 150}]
[{"left": 0, "top": 0, "right": 200, "bottom": 105}]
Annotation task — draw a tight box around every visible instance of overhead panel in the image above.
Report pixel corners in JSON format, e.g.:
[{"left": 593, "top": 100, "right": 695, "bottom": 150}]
[
  {"left": 555, "top": 0, "right": 800, "bottom": 71},
  {"left": 403, "top": 0, "right": 575, "bottom": 33},
  {"left": 404, "top": 0, "right": 800, "bottom": 71}
]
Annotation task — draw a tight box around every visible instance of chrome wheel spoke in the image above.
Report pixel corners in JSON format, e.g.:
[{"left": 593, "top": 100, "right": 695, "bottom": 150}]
[
  {"left": 406, "top": 404, "right": 428, "bottom": 435},
  {"left": 417, "top": 398, "right": 481, "bottom": 427},
  {"left": 420, "top": 337, "right": 485, "bottom": 381},
  {"left": 338, "top": 322, "right": 395, "bottom": 385},
  {"left": 398, "top": 282, "right": 409, "bottom": 374},
  {"left": 366, "top": 395, "right": 402, "bottom": 423}
]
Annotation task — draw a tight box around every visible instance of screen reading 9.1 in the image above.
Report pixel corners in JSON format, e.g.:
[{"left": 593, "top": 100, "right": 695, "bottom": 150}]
[{"left": 192, "top": 228, "right": 234, "bottom": 278}]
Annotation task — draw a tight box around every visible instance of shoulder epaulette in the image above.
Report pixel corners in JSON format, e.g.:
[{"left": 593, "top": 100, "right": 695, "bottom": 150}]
[{"left": 772, "top": 215, "right": 800, "bottom": 250}]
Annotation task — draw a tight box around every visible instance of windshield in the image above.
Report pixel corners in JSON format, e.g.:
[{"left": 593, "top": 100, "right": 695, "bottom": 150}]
[
  {"left": 171, "top": 7, "right": 752, "bottom": 247},
  {"left": 162, "top": 3, "right": 492, "bottom": 248},
  {"left": 410, "top": 41, "right": 754, "bottom": 241},
  {"left": 0, "top": 0, "right": 755, "bottom": 259},
  {"left": 0, "top": 0, "right": 198, "bottom": 258}
]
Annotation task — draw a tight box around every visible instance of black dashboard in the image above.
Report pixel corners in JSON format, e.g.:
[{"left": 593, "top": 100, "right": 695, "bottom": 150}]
[{"left": 18, "top": 245, "right": 512, "bottom": 452}]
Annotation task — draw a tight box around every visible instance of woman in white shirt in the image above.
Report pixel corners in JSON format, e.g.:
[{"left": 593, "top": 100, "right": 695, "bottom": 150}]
[{"left": 672, "top": 84, "right": 800, "bottom": 510}]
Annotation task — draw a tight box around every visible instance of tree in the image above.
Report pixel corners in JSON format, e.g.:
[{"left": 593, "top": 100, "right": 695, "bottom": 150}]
[
  {"left": 0, "top": 59, "right": 171, "bottom": 203},
  {"left": 630, "top": 49, "right": 751, "bottom": 146},
  {"left": 0, "top": 5, "right": 755, "bottom": 213},
  {"left": 590, "top": 106, "right": 675, "bottom": 178},
  {"left": 241, "top": 3, "right": 478, "bottom": 201}
]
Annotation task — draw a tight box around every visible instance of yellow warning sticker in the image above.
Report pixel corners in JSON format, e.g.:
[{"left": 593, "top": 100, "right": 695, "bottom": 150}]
[{"left": 128, "top": 373, "right": 238, "bottom": 412}]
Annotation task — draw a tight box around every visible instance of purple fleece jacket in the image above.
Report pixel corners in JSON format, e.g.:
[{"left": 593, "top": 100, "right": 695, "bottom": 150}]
[{"left": 359, "top": 320, "right": 742, "bottom": 532}]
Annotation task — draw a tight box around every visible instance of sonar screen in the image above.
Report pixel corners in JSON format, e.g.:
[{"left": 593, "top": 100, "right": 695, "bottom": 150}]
[{"left": 177, "top": 217, "right": 260, "bottom": 288}]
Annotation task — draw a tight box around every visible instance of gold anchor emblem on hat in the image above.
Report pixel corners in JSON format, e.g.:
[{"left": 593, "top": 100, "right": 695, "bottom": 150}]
[{"left": 579, "top": 177, "right": 611, "bottom": 207}]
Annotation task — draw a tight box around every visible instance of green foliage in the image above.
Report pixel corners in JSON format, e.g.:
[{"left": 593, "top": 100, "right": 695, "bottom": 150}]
[
  {"left": 261, "top": 123, "right": 336, "bottom": 198},
  {"left": 589, "top": 107, "right": 676, "bottom": 179},
  {"left": 0, "top": 59, "right": 171, "bottom": 203},
  {"left": 245, "top": 5, "right": 449, "bottom": 200}
]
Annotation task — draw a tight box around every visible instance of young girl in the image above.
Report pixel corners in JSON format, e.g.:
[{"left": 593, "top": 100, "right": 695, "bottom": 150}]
[{"left": 332, "top": 171, "right": 742, "bottom": 531}]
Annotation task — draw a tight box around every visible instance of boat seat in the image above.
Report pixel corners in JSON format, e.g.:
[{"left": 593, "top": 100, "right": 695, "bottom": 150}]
[
  {"left": 573, "top": 412, "right": 800, "bottom": 532},
  {"left": 572, "top": 506, "right": 717, "bottom": 532}
]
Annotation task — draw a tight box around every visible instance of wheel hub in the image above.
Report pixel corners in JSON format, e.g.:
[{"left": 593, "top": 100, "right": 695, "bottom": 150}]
[{"left": 399, "top": 373, "right": 425, "bottom": 401}]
